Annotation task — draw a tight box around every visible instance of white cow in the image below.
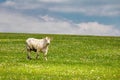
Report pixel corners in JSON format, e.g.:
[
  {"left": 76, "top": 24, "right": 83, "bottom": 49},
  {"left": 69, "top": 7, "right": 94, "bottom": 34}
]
[{"left": 26, "top": 37, "right": 51, "bottom": 61}]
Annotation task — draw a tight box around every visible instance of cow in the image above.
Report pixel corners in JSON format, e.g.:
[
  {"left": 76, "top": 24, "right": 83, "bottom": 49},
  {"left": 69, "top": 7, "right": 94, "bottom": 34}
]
[{"left": 26, "top": 37, "right": 51, "bottom": 61}]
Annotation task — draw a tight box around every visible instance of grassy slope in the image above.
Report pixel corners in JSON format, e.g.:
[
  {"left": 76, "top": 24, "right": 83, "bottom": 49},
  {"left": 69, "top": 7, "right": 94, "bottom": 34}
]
[{"left": 0, "top": 33, "right": 120, "bottom": 80}]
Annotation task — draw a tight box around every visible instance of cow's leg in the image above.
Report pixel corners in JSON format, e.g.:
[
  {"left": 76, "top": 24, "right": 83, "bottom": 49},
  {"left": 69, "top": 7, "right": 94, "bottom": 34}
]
[
  {"left": 27, "top": 50, "right": 32, "bottom": 60},
  {"left": 43, "top": 50, "right": 48, "bottom": 61},
  {"left": 36, "top": 50, "right": 40, "bottom": 59},
  {"left": 26, "top": 47, "right": 32, "bottom": 59},
  {"left": 26, "top": 45, "right": 32, "bottom": 60}
]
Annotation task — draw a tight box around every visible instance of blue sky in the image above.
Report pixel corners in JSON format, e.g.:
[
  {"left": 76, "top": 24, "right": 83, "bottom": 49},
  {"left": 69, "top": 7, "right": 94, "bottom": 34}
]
[{"left": 0, "top": 0, "right": 120, "bottom": 36}]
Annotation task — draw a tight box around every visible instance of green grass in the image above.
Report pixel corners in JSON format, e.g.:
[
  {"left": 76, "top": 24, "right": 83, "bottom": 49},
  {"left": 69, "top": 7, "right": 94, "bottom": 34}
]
[{"left": 0, "top": 33, "right": 120, "bottom": 80}]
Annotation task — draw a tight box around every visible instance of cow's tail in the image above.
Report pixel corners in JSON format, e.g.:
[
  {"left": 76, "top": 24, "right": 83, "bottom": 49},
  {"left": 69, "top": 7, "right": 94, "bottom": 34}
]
[
  {"left": 22, "top": 44, "right": 27, "bottom": 53},
  {"left": 22, "top": 48, "right": 26, "bottom": 53}
]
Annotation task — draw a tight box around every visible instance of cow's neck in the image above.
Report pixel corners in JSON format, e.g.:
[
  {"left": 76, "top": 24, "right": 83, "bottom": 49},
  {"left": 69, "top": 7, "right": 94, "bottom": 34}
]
[{"left": 42, "top": 39, "right": 48, "bottom": 49}]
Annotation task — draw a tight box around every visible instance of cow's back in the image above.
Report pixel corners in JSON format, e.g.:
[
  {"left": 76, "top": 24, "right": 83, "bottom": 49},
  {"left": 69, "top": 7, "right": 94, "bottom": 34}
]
[
  {"left": 26, "top": 38, "right": 44, "bottom": 48},
  {"left": 26, "top": 38, "right": 37, "bottom": 48}
]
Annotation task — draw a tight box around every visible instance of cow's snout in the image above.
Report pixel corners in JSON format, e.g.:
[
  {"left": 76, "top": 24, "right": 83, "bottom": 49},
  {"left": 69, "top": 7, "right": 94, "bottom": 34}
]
[{"left": 47, "top": 43, "right": 50, "bottom": 45}]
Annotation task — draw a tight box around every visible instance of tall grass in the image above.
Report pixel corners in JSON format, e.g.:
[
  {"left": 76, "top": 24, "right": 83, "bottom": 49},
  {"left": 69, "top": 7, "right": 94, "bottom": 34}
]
[{"left": 0, "top": 33, "right": 120, "bottom": 80}]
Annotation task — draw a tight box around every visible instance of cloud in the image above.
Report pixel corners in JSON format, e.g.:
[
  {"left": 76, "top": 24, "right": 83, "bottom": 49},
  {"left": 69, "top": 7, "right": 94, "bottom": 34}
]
[
  {"left": 38, "top": 0, "right": 68, "bottom": 3},
  {"left": 0, "top": 0, "right": 120, "bottom": 36},
  {"left": 76, "top": 22, "right": 120, "bottom": 36},
  {"left": 0, "top": 11, "right": 73, "bottom": 34},
  {"left": 0, "top": 11, "right": 119, "bottom": 36},
  {"left": 2, "top": 0, "right": 16, "bottom": 6},
  {"left": 1, "top": 0, "right": 43, "bottom": 10},
  {"left": 49, "top": 4, "right": 120, "bottom": 16},
  {"left": 1, "top": 0, "right": 120, "bottom": 16}
]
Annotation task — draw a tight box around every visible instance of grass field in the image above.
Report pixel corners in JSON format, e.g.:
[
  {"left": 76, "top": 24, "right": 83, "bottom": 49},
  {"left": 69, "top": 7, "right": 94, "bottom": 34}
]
[{"left": 0, "top": 33, "right": 120, "bottom": 80}]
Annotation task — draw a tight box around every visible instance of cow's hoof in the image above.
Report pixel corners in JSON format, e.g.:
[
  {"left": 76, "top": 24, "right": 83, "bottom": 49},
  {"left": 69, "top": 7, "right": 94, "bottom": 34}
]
[
  {"left": 36, "top": 57, "right": 39, "bottom": 59},
  {"left": 27, "top": 56, "right": 32, "bottom": 60}
]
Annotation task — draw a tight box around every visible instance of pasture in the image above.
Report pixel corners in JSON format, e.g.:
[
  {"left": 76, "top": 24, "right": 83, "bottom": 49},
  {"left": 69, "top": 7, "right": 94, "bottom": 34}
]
[{"left": 0, "top": 33, "right": 120, "bottom": 80}]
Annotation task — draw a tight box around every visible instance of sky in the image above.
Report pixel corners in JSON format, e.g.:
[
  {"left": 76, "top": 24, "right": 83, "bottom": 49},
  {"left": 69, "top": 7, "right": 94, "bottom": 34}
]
[{"left": 0, "top": 0, "right": 120, "bottom": 36}]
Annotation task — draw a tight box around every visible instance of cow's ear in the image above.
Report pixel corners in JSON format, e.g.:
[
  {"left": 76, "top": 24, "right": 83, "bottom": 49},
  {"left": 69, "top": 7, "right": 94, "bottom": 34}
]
[
  {"left": 45, "top": 36, "right": 53, "bottom": 40},
  {"left": 45, "top": 36, "right": 49, "bottom": 39}
]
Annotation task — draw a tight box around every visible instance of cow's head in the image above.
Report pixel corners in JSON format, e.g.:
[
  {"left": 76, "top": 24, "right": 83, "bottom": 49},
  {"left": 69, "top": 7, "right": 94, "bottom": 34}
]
[{"left": 45, "top": 37, "right": 51, "bottom": 45}]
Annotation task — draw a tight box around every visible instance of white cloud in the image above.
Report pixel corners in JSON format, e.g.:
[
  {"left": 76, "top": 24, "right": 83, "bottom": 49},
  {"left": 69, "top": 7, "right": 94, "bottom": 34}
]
[
  {"left": 0, "top": 11, "right": 119, "bottom": 36},
  {"left": 0, "top": 11, "right": 73, "bottom": 34},
  {"left": 38, "top": 0, "right": 68, "bottom": 3},
  {"left": 76, "top": 22, "right": 120, "bottom": 36},
  {"left": 39, "top": 15, "right": 56, "bottom": 22},
  {"left": 1, "top": 0, "right": 43, "bottom": 10},
  {"left": 2, "top": 0, "right": 16, "bottom": 6},
  {"left": 49, "top": 4, "right": 120, "bottom": 16},
  {"left": 1, "top": 0, "right": 120, "bottom": 16}
]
